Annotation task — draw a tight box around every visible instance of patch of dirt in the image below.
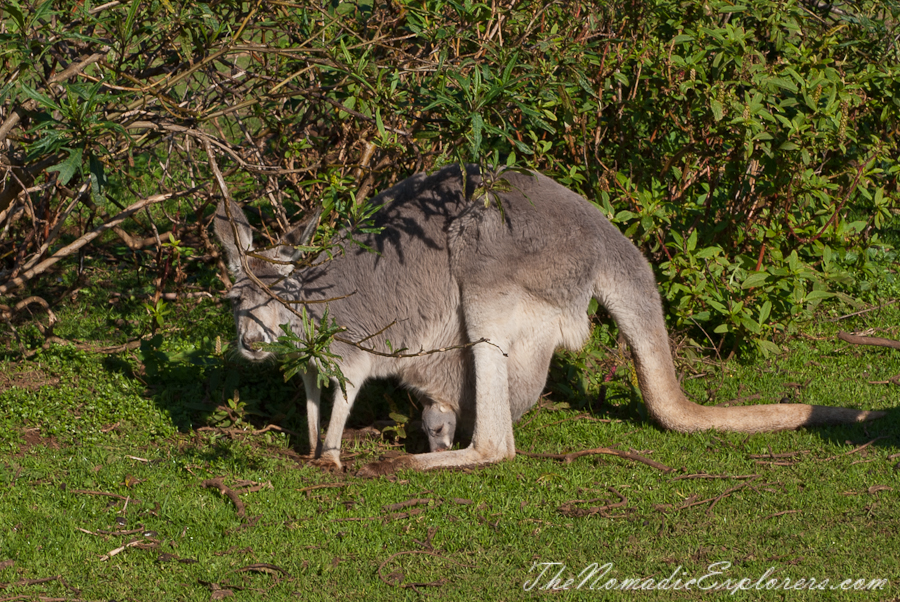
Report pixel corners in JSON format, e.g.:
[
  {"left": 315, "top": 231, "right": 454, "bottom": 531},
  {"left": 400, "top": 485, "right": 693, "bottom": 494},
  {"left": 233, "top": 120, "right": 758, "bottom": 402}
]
[
  {"left": 16, "top": 427, "right": 61, "bottom": 456},
  {"left": 0, "top": 368, "right": 60, "bottom": 393}
]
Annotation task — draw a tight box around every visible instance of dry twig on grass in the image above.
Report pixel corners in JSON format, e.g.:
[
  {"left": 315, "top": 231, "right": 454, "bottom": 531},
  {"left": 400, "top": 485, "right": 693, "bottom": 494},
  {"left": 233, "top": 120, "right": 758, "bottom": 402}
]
[
  {"left": 557, "top": 486, "right": 628, "bottom": 518},
  {"left": 838, "top": 331, "right": 900, "bottom": 350},
  {"left": 677, "top": 476, "right": 761, "bottom": 514},
  {"left": 518, "top": 447, "right": 673, "bottom": 473}
]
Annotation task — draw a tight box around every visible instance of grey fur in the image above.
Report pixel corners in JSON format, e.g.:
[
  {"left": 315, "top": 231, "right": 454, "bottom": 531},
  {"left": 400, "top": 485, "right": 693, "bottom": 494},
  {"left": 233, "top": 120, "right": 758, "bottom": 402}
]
[
  {"left": 214, "top": 165, "right": 884, "bottom": 475},
  {"left": 421, "top": 401, "right": 457, "bottom": 452}
]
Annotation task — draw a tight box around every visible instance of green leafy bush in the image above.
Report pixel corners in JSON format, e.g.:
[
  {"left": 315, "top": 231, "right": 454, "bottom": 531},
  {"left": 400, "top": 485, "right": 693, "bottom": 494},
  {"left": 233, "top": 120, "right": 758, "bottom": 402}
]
[{"left": 1, "top": 0, "right": 897, "bottom": 358}]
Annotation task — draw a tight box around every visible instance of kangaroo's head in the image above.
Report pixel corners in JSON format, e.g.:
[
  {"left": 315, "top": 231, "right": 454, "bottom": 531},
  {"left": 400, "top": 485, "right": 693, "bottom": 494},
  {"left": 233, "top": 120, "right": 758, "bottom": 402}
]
[{"left": 213, "top": 201, "right": 317, "bottom": 361}]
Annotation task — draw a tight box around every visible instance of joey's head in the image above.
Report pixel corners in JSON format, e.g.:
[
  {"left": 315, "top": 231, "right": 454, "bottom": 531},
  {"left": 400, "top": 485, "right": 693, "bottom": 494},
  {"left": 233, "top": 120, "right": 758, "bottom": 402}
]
[
  {"left": 213, "top": 201, "right": 317, "bottom": 362},
  {"left": 421, "top": 402, "right": 457, "bottom": 452}
]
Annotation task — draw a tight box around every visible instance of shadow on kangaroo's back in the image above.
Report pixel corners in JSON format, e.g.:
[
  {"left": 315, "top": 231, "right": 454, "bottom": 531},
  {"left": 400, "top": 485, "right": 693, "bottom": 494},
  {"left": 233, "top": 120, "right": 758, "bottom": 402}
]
[{"left": 214, "top": 164, "right": 885, "bottom": 476}]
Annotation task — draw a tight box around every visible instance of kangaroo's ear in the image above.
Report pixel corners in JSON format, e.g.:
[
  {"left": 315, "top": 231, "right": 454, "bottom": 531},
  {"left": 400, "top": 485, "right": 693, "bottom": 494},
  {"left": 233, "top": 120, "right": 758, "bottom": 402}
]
[
  {"left": 213, "top": 200, "right": 254, "bottom": 273},
  {"left": 275, "top": 209, "right": 322, "bottom": 263}
]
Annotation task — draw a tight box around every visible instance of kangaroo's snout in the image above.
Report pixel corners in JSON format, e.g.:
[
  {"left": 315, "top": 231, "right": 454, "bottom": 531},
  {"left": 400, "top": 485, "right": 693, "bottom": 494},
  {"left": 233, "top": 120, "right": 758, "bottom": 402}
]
[{"left": 241, "top": 332, "right": 266, "bottom": 351}]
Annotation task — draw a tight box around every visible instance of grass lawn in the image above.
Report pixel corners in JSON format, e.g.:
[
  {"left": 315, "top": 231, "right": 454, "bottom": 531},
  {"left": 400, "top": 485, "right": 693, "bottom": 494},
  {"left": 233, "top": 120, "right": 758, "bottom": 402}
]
[{"left": 0, "top": 283, "right": 897, "bottom": 601}]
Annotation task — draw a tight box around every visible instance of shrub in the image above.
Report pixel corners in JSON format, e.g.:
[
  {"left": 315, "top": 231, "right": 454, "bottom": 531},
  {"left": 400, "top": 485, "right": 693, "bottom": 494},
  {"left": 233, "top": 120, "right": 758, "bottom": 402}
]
[{"left": 1, "top": 0, "right": 897, "bottom": 356}]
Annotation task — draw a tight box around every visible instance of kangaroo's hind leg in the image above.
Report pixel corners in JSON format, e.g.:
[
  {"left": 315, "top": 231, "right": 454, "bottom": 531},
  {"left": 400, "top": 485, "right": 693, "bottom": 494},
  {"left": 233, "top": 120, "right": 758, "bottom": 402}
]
[{"left": 356, "top": 295, "right": 518, "bottom": 476}]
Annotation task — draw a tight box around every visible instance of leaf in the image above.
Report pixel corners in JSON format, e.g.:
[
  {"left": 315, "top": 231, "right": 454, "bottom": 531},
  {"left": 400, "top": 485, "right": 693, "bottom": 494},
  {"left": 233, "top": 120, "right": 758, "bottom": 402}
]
[
  {"left": 686, "top": 229, "right": 697, "bottom": 252},
  {"left": 710, "top": 98, "right": 724, "bottom": 122},
  {"left": 4, "top": 2, "right": 26, "bottom": 32},
  {"left": 19, "top": 83, "right": 60, "bottom": 111},
  {"left": 756, "top": 340, "right": 782, "bottom": 357},
  {"left": 758, "top": 300, "right": 772, "bottom": 324},
  {"left": 375, "top": 107, "right": 386, "bottom": 138},
  {"left": 89, "top": 154, "right": 108, "bottom": 201},
  {"left": 470, "top": 113, "right": 484, "bottom": 156},
  {"left": 47, "top": 147, "right": 83, "bottom": 186},
  {"left": 388, "top": 412, "right": 409, "bottom": 425},
  {"left": 741, "top": 272, "right": 769, "bottom": 289},
  {"left": 805, "top": 290, "right": 834, "bottom": 302},
  {"left": 125, "top": 0, "right": 141, "bottom": 37}
]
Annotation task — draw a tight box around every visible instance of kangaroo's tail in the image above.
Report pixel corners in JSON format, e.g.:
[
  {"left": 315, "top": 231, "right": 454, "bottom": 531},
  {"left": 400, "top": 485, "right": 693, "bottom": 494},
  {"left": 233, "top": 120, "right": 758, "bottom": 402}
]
[{"left": 591, "top": 236, "right": 885, "bottom": 433}]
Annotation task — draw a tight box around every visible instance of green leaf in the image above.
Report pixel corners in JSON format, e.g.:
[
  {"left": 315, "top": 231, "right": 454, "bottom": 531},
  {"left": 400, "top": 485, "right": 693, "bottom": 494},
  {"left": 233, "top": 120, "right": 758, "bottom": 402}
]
[
  {"left": 756, "top": 339, "right": 782, "bottom": 357},
  {"left": 125, "top": 0, "right": 141, "bottom": 37},
  {"left": 47, "top": 147, "right": 83, "bottom": 186},
  {"left": 4, "top": 2, "right": 26, "bottom": 32},
  {"left": 375, "top": 107, "right": 386, "bottom": 139},
  {"left": 710, "top": 98, "right": 724, "bottom": 122},
  {"left": 388, "top": 412, "right": 409, "bottom": 425},
  {"left": 19, "top": 83, "right": 60, "bottom": 111},
  {"left": 805, "top": 290, "right": 834, "bottom": 301},
  {"left": 470, "top": 113, "right": 483, "bottom": 157},
  {"left": 741, "top": 272, "right": 769, "bottom": 289},
  {"left": 758, "top": 300, "right": 772, "bottom": 324},
  {"left": 89, "top": 154, "right": 108, "bottom": 201}
]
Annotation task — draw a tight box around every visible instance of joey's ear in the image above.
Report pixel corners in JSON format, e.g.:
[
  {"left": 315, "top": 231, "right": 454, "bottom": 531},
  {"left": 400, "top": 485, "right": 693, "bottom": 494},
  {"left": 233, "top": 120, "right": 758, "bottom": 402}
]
[
  {"left": 275, "top": 209, "right": 322, "bottom": 263},
  {"left": 213, "top": 200, "right": 254, "bottom": 273}
]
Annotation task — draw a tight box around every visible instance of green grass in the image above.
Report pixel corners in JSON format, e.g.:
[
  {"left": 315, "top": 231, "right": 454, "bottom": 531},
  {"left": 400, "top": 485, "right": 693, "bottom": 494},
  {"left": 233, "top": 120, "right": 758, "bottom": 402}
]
[{"left": 1, "top": 278, "right": 898, "bottom": 600}]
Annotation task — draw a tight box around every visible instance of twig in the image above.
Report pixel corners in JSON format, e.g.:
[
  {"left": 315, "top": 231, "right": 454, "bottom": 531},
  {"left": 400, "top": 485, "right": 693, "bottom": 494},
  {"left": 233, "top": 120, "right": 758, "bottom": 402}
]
[
  {"left": 715, "top": 393, "right": 761, "bottom": 407},
  {"left": 382, "top": 498, "right": 436, "bottom": 512},
  {"left": 747, "top": 450, "right": 810, "bottom": 459},
  {"left": 68, "top": 490, "right": 142, "bottom": 504},
  {"left": 376, "top": 551, "right": 450, "bottom": 593},
  {"left": 517, "top": 447, "right": 673, "bottom": 473},
  {"left": 99, "top": 538, "right": 158, "bottom": 561},
  {"left": 868, "top": 374, "right": 900, "bottom": 385},
  {"left": 824, "top": 299, "right": 900, "bottom": 322},
  {"left": 0, "top": 189, "right": 198, "bottom": 295},
  {"left": 557, "top": 486, "right": 627, "bottom": 518},
  {"left": 820, "top": 437, "right": 888, "bottom": 462},
  {"left": 838, "top": 331, "right": 900, "bottom": 350},
  {"left": 671, "top": 473, "right": 759, "bottom": 481},
  {"left": 202, "top": 478, "right": 246, "bottom": 519},
  {"left": 677, "top": 477, "right": 760, "bottom": 514},
  {"left": 764, "top": 510, "right": 800, "bottom": 520}
]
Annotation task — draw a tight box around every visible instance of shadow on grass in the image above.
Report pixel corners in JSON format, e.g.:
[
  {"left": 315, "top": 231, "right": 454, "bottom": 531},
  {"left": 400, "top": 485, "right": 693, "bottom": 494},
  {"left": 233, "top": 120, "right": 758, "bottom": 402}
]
[{"left": 104, "top": 330, "right": 899, "bottom": 462}]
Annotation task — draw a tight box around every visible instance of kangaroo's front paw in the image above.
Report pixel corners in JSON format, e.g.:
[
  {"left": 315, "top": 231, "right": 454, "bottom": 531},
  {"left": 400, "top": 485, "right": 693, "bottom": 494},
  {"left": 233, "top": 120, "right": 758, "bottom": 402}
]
[{"left": 355, "top": 455, "right": 415, "bottom": 478}]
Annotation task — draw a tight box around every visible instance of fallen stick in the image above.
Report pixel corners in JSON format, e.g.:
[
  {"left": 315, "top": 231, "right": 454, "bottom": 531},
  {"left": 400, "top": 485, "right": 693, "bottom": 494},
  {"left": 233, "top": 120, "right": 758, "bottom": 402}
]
[
  {"left": 678, "top": 477, "right": 760, "bottom": 514},
  {"left": 838, "top": 331, "right": 900, "bottom": 350},
  {"left": 671, "top": 473, "right": 759, "bottom": 481},
  {"left": 518, "top": 447, "right": 673, "bottom": 473},
  {"left": 202, "top": 478, "right": 246, "bottom": 519},
  {"left": 820, "top": 437, "right": 888, "bottom": 462}
]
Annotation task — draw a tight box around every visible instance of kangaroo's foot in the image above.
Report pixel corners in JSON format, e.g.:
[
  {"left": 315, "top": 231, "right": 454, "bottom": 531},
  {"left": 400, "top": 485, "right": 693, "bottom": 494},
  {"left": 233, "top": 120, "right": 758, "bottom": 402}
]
[
  {"left": 309, "top": 449, "right": 343, "bottom": 472},
  {"left": 355, "top": 454, "right": 417, "bottom": 478}
]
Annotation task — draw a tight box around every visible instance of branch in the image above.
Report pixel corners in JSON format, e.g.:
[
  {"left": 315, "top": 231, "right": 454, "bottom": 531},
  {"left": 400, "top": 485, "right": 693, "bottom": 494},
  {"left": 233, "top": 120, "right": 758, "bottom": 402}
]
[
  {"left": 0, "top": 189, "right": 198, "bottom": 295},
  {"left": 517, "top": 447, "right": 673, "bottom": 473},
  {"left": 0, "top": 52, "right": 107, "bottom": 144},
  {"left": 838, "top": 331, "right": 900, "bottom": 351}
]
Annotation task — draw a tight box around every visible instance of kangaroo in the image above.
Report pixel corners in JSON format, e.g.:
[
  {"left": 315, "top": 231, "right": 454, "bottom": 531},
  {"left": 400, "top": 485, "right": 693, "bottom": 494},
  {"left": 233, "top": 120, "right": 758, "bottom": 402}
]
[
  {"left": 214, "top": 164, "right": 884, "bottom": 476},
  {"left": 421, "top": 401, "right": 459, "bottom": 452}
]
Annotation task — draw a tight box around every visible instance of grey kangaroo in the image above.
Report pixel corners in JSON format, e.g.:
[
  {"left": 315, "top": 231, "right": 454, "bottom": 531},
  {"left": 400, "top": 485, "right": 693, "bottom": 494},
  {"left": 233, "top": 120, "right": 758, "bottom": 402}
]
[{"left": 214, "top": 165, "right": 884, "bottom": 476}]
